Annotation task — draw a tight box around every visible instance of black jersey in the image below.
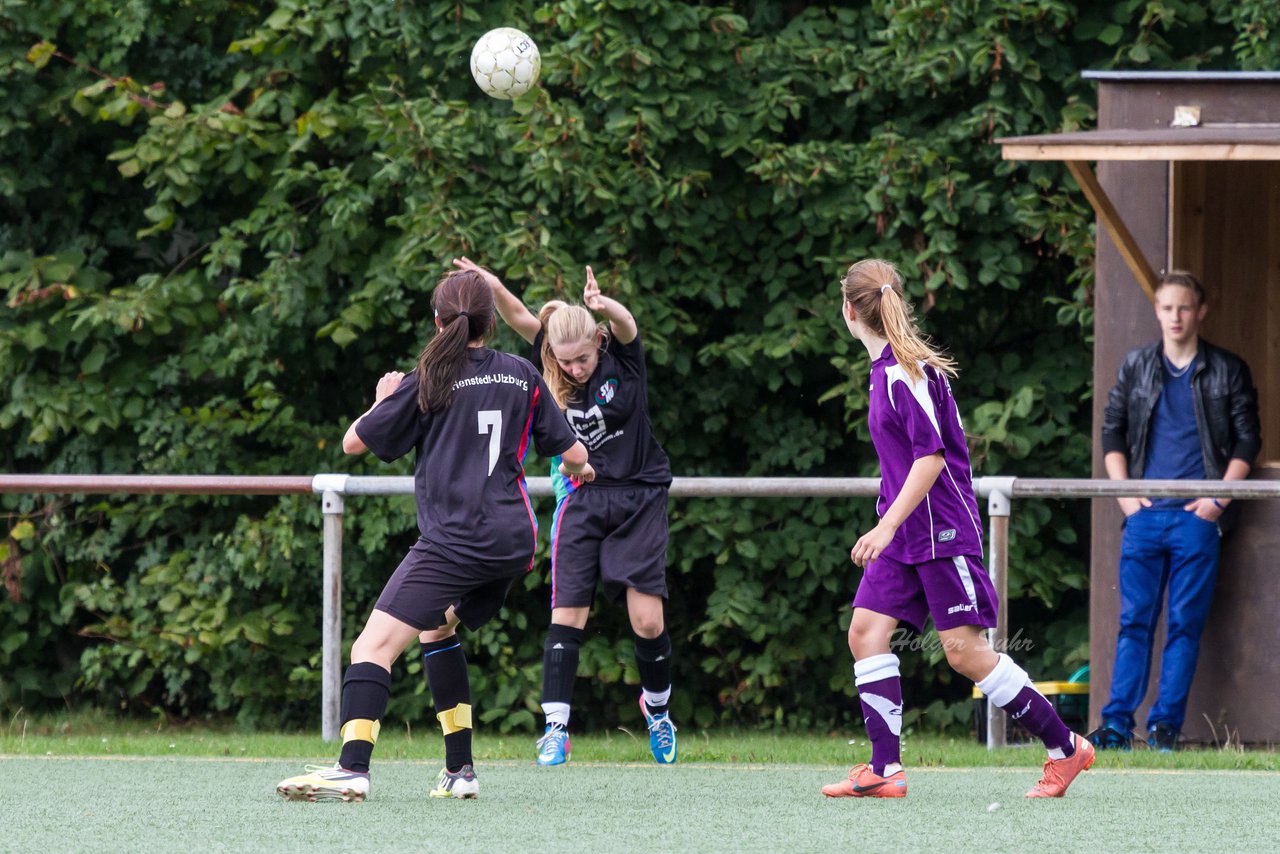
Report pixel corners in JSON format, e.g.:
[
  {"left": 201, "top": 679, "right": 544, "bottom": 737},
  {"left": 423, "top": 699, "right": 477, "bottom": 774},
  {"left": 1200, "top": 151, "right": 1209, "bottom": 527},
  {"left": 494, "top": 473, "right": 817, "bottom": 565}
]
[
  {"left": 355, "top": 348, "right": 577, "bottom": 566},
  {"left": 532, "top": 329, "right": 672, "bottom": 487}
]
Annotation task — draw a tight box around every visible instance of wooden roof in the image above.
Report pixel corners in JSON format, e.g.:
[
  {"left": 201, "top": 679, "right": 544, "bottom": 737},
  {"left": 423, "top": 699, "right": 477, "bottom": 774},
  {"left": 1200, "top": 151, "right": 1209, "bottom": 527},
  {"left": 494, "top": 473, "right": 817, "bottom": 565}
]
[
  {"left": 997, "top": 126, "right": 1280, "bottom": 161},
  {"left": 1081, "top": 70, "right": 1280, "bottom": 82}
]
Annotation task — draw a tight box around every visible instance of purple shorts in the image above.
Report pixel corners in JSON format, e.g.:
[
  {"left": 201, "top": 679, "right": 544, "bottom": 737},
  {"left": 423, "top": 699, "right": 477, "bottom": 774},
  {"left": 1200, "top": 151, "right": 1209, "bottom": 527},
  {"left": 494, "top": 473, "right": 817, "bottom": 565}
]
[{"left": 852, "top": 553, "right": 998, "bottom": 633}]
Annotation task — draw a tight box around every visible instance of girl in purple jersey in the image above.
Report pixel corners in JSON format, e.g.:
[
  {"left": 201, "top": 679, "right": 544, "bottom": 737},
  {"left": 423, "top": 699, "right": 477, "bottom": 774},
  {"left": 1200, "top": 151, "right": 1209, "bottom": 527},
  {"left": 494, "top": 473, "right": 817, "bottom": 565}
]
[
  {"left": 454, "top": 257, "right": 678, "bottom": 768},
  {"left": 822, "top": 259, "right": 1093, "bottom": 800},
  {"left": 276, "top": 270, "right": 592, "bottom": 803}
]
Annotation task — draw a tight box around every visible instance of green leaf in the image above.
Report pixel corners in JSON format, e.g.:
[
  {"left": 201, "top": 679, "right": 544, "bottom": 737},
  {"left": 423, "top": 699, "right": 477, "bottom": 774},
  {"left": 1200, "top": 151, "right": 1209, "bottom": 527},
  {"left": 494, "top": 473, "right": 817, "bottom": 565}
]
[
  {"left": 1097, "top": 25, "right": 1124, "bottom": 45},
  {"left": 1, "top": 631, "right": 27, "bottom": 655},
  {"left": 265, "top": 8, "right": 294, "bottom": 30},
  {"left": 81, "top": 343, "right": 109, "bottom": 374},
  {"left": 25, "top": 40, "right": 57, "bottom": 70}
]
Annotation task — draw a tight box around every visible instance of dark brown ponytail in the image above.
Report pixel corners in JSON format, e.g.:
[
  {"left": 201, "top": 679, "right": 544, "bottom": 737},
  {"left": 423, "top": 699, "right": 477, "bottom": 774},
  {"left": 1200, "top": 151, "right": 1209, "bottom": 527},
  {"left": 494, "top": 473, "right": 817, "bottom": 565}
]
[{"left": 416, "top": 269, "right": 496, "bottom": 412}]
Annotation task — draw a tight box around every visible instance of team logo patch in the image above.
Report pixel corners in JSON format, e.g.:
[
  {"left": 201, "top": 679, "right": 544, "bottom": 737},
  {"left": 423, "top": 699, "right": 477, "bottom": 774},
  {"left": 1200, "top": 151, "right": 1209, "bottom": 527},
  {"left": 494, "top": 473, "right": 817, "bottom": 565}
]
[
  {"left": 937, "top": 528, "right": 957, "bottom": 543},
  {"left": 595, "top": 378, "right": 618, "bottom": 404},
  {"left": 567, "top": 405, "right": 608, "bottom": 446}
]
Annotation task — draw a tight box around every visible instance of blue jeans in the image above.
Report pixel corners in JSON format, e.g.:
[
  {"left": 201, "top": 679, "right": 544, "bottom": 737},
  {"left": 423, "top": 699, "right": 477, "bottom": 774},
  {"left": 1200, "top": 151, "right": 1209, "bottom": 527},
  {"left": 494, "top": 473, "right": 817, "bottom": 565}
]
[{"left": 1102, "top": 509, "right": 1220, "bottom": 733}]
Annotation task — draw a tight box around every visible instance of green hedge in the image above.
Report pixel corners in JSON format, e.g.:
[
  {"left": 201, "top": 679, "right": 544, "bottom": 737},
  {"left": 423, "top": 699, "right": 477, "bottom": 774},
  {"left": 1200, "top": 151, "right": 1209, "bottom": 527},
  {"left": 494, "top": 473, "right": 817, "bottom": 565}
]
[{"left": 3, "top": 1, "right": 1276, "bottom": 731}]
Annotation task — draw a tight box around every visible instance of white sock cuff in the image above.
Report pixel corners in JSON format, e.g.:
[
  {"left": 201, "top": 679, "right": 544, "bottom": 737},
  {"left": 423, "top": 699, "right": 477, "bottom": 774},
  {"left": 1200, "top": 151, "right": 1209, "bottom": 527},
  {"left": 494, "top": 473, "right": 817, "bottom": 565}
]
[
  {"left": 643, "top": 687, "right": 672, "bottom": 709},
  {"left": 854, "top": 653, "right": 901, "bottom": 686},
  {"left": 975, "top": 654, "right": 1029, "bottom": 708},
  {"left": 542, "top": 702, "right": 570, "bottom": 727}
]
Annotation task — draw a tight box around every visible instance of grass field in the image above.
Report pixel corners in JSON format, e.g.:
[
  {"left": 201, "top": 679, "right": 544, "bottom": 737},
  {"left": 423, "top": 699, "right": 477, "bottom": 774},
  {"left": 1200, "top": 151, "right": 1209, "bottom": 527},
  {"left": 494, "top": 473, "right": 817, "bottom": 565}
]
[
  {"left": 5, "top": 713, "right": 1278, "bottom": 852},
  {"left": 8, "top": 756, "right": 1279, "bottom": 852}
]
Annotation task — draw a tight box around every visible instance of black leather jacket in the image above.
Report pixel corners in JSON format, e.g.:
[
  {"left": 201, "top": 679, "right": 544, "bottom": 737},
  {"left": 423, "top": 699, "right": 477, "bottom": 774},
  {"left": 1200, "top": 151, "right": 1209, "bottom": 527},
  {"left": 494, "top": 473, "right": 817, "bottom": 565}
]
[{"left": 1102, "top": 339, "right": 1260, "bottom": 529}]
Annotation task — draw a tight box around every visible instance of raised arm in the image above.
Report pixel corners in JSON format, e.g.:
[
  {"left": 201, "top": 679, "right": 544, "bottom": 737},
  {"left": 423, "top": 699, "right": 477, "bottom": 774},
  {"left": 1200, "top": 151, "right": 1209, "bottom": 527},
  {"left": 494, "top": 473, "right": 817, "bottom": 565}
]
[
  {"left": 453, "top": 257, "right": 540, "bottom": 343},
  {"left": 582, "top": 265, "right": 637, "bottom": 344}
]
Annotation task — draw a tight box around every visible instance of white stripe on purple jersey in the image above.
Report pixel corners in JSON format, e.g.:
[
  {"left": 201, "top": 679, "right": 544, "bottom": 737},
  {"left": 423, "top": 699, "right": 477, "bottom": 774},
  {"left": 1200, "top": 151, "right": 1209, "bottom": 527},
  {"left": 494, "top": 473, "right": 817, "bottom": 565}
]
[{"left": 867, "top": 346, "right": 984, "bottom": 564}]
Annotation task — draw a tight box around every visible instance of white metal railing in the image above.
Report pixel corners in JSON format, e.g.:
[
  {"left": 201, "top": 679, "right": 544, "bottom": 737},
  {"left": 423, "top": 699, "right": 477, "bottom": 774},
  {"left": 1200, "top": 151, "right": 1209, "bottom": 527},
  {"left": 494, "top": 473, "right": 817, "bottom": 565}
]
[
  {"left": 5, "top": 473, "right": 1279, "bottom": 749},
  {"left": 312, "top": 475, "right": 1280, "bottom": 748}
]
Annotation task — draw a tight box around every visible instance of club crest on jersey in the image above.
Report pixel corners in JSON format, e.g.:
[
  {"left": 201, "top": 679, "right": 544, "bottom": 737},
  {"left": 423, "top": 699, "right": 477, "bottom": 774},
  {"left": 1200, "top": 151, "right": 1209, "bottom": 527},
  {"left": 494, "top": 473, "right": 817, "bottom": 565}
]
[
  {"left": 566, "top": 405, "right": 608, "bottom": 446},
  {"left": 595, "top": 378, "right": 618, "bottom": 404}
]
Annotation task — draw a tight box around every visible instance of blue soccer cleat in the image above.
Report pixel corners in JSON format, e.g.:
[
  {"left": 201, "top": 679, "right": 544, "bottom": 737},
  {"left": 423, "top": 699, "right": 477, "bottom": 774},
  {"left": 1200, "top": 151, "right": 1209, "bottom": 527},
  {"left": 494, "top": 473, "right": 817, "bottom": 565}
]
[
  {"left": 535, "top": 722, "right": 571, "bottom": 766},
  {"left": 639, "top": 696, "right": 677, "bottom": 765}
]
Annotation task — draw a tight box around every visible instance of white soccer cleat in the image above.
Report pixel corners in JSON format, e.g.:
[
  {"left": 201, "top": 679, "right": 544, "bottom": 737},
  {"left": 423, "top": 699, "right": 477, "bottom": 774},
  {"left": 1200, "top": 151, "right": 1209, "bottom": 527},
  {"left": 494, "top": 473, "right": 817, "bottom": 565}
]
[
  {"left": 429, "top": 764, "right": 480, "bottom": 799},
  {"left": 276, "top": 763, "right": 370, "bottom": 802}
]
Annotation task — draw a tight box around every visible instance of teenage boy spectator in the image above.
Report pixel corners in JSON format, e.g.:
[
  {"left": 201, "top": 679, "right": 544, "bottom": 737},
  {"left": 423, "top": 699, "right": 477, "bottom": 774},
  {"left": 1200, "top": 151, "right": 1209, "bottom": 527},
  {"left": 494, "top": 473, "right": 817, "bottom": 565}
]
[{"left": 1091, "top": 271, "right": 1260, "bottom": 752}]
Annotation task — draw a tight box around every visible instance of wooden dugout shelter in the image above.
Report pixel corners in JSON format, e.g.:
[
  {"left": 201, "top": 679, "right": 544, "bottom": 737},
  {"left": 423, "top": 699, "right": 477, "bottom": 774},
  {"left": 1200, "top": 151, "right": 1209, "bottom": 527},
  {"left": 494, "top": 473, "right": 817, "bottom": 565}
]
[{"left": 999, "top": 70, "right": 1280, "bottom": 744}]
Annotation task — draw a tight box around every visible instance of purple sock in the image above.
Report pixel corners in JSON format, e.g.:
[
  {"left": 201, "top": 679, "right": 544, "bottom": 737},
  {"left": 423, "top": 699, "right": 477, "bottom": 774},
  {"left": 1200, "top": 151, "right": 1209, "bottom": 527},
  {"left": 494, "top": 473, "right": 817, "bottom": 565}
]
[
  {"left": 977, "top": 654, "right": 1074, "bottom": 757},
  {"left": 1002, "top": 684, "right": 1075, "bottom": 756},
  {"left": 854, "top": 654, "right": 903, "bottom": 776}
]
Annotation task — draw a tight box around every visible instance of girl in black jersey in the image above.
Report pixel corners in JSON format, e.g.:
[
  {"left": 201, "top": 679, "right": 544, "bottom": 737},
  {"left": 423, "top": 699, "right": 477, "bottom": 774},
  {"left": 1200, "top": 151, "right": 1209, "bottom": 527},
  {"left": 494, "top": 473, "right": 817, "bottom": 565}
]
[
  {"left": 454, "top": 257, "right": 677, "bottom": 766},
  {"left": 276, "top": 269, "right": 592, "bottom": 802}
]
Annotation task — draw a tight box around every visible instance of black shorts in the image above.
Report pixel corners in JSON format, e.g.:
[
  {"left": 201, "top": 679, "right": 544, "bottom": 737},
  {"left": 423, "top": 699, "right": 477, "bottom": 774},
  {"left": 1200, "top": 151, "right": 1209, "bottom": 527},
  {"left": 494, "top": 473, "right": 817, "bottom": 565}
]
[
  {"left": 548, "top": 483, "right": 669, "bottom": 608},
  {"left": 374, "top": 540, "right": 527, "bottom": 631}
]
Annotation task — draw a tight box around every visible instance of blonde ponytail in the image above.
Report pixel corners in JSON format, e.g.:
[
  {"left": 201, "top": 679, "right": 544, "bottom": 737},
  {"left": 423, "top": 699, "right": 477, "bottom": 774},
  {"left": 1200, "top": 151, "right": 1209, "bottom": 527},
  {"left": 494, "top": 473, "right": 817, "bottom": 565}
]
[{"left": 841, "top": 259, "right": 956, "bottom": 383}]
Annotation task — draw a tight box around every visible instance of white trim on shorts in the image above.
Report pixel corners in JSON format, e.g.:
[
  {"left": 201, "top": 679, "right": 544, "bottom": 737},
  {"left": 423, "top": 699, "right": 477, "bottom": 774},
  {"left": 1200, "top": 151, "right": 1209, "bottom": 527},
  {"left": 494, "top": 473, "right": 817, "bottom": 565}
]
[{"left": 951, "top": 555, "right": 979, "bottom": 608}]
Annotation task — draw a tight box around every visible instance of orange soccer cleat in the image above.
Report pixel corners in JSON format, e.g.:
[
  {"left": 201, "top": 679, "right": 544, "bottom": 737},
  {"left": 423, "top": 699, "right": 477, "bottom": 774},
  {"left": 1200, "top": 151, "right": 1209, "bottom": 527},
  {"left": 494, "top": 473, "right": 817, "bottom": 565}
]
[
  {"left": 1026, "top": 735, "right": 1095, "bottom": 798},
  {"left": 821, "top": 763, "right": 907, "bottom": 798}
]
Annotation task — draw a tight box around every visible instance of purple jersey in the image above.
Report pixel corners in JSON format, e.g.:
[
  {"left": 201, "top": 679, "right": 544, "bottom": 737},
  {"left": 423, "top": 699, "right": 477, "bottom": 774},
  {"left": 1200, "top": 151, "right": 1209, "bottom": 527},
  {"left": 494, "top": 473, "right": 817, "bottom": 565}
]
[{"left": 867, "top": 346, "right": 984, "bottom": 563}]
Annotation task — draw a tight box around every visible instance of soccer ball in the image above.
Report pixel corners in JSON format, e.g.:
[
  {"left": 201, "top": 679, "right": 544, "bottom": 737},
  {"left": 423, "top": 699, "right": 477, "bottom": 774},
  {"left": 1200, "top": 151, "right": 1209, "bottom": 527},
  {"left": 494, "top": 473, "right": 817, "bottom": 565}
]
[{"left": 470, "top": 28, "right": 541, "bottom": 100}]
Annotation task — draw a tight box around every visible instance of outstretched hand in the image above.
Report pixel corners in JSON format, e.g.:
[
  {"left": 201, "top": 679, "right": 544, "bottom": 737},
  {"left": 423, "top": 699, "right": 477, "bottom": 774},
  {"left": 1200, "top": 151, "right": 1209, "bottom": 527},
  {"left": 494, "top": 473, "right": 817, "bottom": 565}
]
[
  {"left": 583, "top": 266, "right": 605, "bottom": 311},
  {"left": 453, "top": 256, "right": 502, "bottom": 290}
]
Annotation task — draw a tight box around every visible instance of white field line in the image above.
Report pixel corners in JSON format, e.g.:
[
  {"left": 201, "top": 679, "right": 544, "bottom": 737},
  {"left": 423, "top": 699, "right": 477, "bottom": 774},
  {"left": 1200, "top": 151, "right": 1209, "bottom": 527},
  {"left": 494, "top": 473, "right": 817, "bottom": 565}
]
[{"left": 1, "top": 753, "right": 1277, "bottom": 776}]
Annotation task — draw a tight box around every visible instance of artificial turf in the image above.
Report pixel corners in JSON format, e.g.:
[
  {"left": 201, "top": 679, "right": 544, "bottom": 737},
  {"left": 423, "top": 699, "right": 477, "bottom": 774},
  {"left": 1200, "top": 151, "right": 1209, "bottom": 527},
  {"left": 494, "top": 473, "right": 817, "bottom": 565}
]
[{"left": 6, "top": 755, "right": 1277, "bottom": 853}]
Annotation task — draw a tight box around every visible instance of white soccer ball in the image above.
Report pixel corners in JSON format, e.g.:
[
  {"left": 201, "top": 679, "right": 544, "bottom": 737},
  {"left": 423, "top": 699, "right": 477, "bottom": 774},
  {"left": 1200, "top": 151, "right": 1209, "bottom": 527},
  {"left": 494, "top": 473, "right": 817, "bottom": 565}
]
[{"left": 470, "top": 27, "right": 541, "bottom": 100}]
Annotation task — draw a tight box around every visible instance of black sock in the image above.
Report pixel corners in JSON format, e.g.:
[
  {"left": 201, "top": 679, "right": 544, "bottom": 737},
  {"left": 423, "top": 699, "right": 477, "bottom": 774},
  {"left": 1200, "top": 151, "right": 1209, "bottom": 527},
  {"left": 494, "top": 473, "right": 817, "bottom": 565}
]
[
  {"left": 422, "top": 636, "right": 471, "bottom": 773},
  {"left": 542, "top": 623, "right": 584, "bottom": 709},
  {"left": 337, "top": 662, "right": 392, "bottom": 773},
  {"left": 633, "top": 630, "right": 672, "bottom": 715}
]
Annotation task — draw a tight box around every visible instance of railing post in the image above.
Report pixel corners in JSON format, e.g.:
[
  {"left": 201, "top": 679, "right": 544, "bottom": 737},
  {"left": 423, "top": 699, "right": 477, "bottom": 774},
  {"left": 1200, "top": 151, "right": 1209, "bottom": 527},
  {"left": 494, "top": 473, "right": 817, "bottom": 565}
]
[
  {"left": 984, "top": 477, "right": 1015, "bottom": 750},
  {"left": 313, "top": 474, "right": 349, "bottom": 742}
]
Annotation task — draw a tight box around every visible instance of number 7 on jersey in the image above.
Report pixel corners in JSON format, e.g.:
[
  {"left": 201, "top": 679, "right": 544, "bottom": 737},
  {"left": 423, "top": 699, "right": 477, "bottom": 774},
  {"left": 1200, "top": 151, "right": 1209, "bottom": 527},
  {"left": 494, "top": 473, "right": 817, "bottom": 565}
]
[{"left": 478, "top": 410, "right": 502, "bottom": 476}]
